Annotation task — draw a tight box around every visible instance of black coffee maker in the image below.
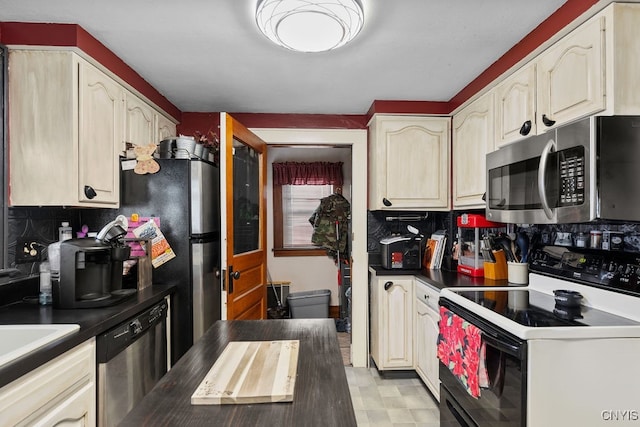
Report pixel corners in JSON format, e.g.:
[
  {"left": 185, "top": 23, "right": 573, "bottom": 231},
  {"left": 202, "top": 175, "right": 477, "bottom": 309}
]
[{"left": 53, "top": 221, "right": 135, "bottom": 309}]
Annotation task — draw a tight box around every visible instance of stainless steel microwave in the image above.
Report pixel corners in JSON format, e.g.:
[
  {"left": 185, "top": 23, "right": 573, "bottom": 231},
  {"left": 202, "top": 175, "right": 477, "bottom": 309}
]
[{"left": 486, "top": 116, "right": 640, "bottom": 224}]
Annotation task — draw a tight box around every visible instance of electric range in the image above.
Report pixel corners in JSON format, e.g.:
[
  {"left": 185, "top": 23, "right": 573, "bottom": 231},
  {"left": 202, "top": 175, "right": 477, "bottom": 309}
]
[
  {"left": 440, "top": 282, "right": 640, "bottom": 340},
  {"left": 439, "top": 272, "right": 640, "bottom": 427}
]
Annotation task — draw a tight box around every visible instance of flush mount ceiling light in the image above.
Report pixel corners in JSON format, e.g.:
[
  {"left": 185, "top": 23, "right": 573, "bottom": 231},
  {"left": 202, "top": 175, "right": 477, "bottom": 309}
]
[{"left": 256, "top": 0, "right": 364, "bottom": 53}]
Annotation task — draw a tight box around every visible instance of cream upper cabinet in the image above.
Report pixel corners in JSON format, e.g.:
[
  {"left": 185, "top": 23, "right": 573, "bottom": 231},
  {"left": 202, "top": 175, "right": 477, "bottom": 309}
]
[
  {"left": 452, "top": 92, "right": 494, "bottom": 209},
  {"left": 494, "top": 63, "right": 537, "bottom": 148},
  {"left": 494, "top": 3, "right": 640, "bottom": 143},
  {"left": 536, "top": 16, "right": 605, "bottom": 131},
  {"left": 78, "top": 60, "right": 125, "bottom": 205},
  {"left": 368, "top": 115, "right": 450, "bottom": 211},
  {"left": 9, "top": 50, "right": 123, "bottom": 207},
  {"left": 157, "top": 113, "right": 177, "bottom": 142},
  {"left": 370, "top": 271, "right": 414, "bottom": 370},
  {"left": 125, "top": 90, "right": 156, "bottom": 147}
]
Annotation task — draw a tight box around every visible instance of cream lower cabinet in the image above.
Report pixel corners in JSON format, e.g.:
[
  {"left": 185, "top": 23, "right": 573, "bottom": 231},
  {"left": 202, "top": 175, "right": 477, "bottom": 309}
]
[
  {"left": 9, "top": 50, "right": 123, "bottom": 207},
  {"left": 370, "top": 271, "right": 413, "bottom": 370},
  {"left": 0, "top": 338, "right": 96, "bottom": 426},
  {"left": 415, "top": 280, "right": 440, "bottom": 401},
  {"left": 368, "top": 115, "right": 450, "bottom": 211},
  {"left": 452, "top": 91, "right": 494, "bottom": 209}
]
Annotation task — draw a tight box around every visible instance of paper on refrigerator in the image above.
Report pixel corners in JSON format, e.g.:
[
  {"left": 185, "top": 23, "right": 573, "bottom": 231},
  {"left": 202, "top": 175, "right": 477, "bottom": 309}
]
[{"left": 132, "top": 219, "right": 176, "bottom": 268}]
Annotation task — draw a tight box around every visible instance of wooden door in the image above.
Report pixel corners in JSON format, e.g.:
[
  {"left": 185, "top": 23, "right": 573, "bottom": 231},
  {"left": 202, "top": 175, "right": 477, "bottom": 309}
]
[{"left": 221, "top": 113, "right": 267, "bottom": 320}]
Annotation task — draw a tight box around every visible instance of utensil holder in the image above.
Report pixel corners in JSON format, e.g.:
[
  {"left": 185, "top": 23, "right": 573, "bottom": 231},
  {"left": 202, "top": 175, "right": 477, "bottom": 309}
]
[{"left": 507, "top": 261, "right": 529, "bottom": 284}]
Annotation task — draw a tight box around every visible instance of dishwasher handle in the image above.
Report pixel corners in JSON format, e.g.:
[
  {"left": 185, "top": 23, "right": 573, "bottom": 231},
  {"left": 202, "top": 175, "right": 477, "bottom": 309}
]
[{"left": 96, "top": 300, "right": 168, "bottom": 363}]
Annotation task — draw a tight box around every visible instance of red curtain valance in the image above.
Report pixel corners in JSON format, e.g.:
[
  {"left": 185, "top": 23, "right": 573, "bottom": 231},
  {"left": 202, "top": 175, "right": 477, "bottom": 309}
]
[{"left": 273, "top": 162, "right": 343, "bottom": 186}]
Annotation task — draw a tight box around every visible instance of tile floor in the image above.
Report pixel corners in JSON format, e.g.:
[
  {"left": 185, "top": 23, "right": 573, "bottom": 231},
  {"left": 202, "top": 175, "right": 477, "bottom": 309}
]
[{"left": 344, "top": 366, "right": 440, "bottom": 427}]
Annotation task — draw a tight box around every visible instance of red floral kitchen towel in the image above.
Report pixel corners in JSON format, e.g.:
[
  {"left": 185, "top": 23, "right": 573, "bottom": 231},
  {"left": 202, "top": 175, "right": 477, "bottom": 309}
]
[{"left": 437, "top": 306, "right": 485, "bottom": 398}]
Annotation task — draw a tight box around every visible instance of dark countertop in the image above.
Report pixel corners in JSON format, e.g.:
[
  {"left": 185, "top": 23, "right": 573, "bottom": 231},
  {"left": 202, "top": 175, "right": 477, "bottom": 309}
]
[
  {"left": 120, "top": 319, "right": 357, "bottom": 427},
  {"left": 369, "top": 265, "right": 510, "bottom": 290},
  {"left": 0, "top": 284, "right": 176, "bottom": 388}
]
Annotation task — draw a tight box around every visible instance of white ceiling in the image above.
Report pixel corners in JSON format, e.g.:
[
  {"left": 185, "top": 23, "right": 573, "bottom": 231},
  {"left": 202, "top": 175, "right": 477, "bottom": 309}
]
[{"left": 0, "top": 0, "right": 569, "bottom": 115}]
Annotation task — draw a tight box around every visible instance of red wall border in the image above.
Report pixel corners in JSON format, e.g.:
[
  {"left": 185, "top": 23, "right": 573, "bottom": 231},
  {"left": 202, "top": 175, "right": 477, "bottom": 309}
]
[{"left": 0, "top": 22, "right": 181, "bottom": 121}]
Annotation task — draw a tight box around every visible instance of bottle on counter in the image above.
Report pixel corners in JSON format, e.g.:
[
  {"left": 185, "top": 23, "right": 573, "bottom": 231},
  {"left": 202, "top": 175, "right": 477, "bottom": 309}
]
[
  {"left": 59, "top": 222, "right": 72, "bottom": 241},
  {"left": 39, "top": 261, "right": 52, "bottom": 305}
]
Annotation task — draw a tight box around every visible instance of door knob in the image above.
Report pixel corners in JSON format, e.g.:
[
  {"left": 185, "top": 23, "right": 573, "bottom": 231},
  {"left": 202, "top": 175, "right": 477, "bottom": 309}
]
[{"left": 228, "top": 267, "right": 240, "bottom": 294}]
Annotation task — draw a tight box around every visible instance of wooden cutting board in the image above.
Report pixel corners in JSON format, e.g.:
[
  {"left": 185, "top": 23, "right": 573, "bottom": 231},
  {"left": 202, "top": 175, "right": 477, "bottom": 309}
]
[{"left": 191, "top": 340, "right": 299, "bottom": 405}]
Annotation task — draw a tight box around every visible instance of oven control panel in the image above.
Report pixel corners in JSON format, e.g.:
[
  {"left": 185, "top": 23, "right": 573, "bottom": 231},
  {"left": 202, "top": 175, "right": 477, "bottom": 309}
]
[{"left": 530, "top": 247, "right": 640, "bottom": 295}]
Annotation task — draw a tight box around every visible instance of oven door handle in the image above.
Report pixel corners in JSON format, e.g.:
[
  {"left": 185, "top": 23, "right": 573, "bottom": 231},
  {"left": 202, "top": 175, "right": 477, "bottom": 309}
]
[
  {"left": 538, "top": 138, "right": 556, "bottom": 220},
  {"left": 482, "top": 332, "right": 522, "bottom": 358}
]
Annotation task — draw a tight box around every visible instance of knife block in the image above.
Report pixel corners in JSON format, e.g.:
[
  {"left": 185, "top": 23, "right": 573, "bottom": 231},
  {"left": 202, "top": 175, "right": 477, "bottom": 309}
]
[{"left": 483, "top": 250, "right": 508, "bottom": 280}]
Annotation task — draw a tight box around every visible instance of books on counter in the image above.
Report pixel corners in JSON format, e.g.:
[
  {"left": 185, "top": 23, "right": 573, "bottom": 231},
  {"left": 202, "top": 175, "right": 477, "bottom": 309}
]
[{"left": 423, "top": 230, "right": 447, "bottom": 270}]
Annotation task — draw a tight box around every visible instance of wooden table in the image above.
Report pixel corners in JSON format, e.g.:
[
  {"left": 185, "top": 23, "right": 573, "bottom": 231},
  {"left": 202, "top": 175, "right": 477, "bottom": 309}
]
[{"left": 120, "top": 319, "right": 357, "bottom": 426}]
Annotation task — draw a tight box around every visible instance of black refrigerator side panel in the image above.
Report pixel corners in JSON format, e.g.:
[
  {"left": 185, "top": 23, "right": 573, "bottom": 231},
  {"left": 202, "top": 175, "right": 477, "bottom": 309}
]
[
  {"left": 120, "top": 159, "right": 194, "bottom": 363},
  {"left": 81, "top": 158, "right": 219, "bottom": 363}
]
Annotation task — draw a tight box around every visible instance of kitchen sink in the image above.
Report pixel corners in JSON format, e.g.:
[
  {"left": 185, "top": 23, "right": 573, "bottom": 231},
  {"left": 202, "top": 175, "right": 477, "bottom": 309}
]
[{"left": 0, "top": 324, "right": 80, "bottom": 368}]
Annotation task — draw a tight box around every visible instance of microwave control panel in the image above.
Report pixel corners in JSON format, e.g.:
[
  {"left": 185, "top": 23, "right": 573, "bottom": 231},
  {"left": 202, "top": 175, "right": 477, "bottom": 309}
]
[{"left": 558, "top": 147, "right": 585, "bottom": 206}]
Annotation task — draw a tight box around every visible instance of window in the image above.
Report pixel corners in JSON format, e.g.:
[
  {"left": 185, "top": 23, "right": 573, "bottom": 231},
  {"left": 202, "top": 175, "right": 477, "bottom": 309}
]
[
  {"left": 273, "top": 184, "right": 333, "bottom": 256},
  {"left": 272, "top": 161, "right": 343, "bottom": 257}
]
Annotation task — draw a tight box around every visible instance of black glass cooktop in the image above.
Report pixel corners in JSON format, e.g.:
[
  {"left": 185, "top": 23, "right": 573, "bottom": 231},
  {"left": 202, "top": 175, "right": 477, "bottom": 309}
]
[{"left": 454, "top": 288, "right": 640, "bottom": 328}]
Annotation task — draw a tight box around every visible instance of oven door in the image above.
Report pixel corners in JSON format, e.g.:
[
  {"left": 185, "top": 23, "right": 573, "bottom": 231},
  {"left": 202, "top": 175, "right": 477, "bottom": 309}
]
[{"left": 439, "top": 298, "right": 527, "bottom": 427}]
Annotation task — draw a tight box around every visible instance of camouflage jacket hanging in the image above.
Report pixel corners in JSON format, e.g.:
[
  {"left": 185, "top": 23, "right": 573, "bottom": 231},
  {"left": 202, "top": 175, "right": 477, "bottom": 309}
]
[{"left": 309, "top": 193, "right": 351, "bottom": 256}]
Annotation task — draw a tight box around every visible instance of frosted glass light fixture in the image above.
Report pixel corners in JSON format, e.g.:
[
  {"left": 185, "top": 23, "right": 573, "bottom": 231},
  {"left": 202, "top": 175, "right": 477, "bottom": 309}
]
[{"left": 256, "top": 0, "right": 364, "bottom": 53}]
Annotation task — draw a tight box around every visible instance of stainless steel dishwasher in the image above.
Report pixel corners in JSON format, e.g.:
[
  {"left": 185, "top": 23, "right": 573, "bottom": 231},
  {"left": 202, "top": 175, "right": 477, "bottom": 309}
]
[{"left": 96, "top": 298, "right": 169, "bottom": 427}]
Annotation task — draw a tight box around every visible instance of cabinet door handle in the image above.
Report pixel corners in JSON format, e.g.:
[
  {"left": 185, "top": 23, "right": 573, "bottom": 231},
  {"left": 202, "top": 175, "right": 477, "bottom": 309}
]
[
  {"left": 382, "top": 198, "right": 392, "bottom": 207},
  {"left": 84, "top": 185, "right": 97, "bottom": 199},
  {"left": 384, "top": 281, "right": 393, "bottom": 291},
  {"left": 519, "top": 120, "right": 532, "bottom": 136},
  {"left": 541, "top": 114, "right": 556, "bottom": 127}
]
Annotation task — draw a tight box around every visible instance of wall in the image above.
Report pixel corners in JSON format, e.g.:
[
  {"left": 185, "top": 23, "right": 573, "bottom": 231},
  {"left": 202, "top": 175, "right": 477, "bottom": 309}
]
[{"left": 267, "top": 146, "right": 352, "bottom": 306}]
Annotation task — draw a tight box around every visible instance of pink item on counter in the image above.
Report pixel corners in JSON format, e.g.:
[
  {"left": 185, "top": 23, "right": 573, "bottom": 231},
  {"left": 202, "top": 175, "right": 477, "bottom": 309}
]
[{"left": 126, "top": 216, "right": 160, "bottom": 257}]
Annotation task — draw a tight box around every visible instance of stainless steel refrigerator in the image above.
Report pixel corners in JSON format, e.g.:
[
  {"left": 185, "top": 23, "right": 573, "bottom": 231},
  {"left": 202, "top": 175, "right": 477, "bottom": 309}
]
[{"left": 117, "top": 157, "right": 220, "bottom": 363}]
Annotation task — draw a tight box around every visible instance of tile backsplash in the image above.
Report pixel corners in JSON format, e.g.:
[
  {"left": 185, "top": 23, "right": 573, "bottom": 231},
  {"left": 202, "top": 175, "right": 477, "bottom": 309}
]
[{"left": 7, "top": 207, "right": 117, "bottom": 275}]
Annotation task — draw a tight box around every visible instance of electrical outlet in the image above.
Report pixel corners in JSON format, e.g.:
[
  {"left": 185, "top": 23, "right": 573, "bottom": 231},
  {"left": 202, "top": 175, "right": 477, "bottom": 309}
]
[{"left": 16, "top": 238, "right": 42, "bottom": 263}]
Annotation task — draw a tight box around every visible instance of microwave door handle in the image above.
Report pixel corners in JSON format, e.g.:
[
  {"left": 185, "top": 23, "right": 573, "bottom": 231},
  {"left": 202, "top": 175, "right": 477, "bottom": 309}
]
[{"left": 538, "top": 138, "right": 556, "bottom": 220}]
